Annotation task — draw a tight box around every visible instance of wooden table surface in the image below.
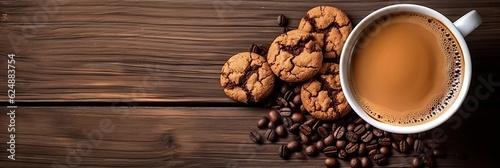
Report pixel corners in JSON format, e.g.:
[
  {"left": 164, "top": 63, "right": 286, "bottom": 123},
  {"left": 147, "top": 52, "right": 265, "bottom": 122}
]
[{"left": 1, "top": 0, "right": 499, "bottom": 167}]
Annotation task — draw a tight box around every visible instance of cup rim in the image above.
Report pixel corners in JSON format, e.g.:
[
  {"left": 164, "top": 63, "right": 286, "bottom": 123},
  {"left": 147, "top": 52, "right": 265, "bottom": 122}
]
[{"left": 339, "top": 4, "right": 472, "bottom": 134}]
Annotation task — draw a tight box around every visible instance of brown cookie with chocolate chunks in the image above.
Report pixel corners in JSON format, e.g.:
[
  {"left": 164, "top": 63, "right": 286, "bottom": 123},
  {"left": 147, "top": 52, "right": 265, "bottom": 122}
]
[
  {"left": 220, "top": 52, "right": 275, "bottom": 104},
  {"left": 301, "top": 62, "right": 351, "bottom": 120},
  {"left": 267, "top": 29, "right": 323, "bottom": 82},
  {"left": 298, "top": 6, "right": 352, "bottom": 59}
]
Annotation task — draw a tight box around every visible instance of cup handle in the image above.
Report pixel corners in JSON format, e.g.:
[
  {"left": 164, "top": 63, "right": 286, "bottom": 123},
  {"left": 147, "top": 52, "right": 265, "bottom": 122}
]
[{"left": 453, "top": 10, "right": 482, "bottom": 37}]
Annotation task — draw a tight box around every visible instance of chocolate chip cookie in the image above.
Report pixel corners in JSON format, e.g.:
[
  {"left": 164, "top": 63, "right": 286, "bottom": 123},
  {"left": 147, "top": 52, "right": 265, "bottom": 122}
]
[
  {"left": 301, "top": 62, "right": 350, "bottom": 120},
  {"left": 220, "top": 52, "right": 275, "bottom": 104},
  {"left": 267, "top": 29, "right": 323, "bottom": 82},
  {"left": 298, "top": 6, "right": 352, "bottom": 59}
]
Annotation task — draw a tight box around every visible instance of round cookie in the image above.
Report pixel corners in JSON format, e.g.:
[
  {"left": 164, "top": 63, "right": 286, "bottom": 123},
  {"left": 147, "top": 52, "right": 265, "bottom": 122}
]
[
  {"left": 298, "top": 6, "right": 353, "bottom": 59},
  {"left": 220, "top": 52, "right": 275, "bottom": 104},
  {"left": 301, "top": 63, "right": 351, "bottom": 120},
  {"left": 267, "top": 29, "right": 323, "bottom": 82}
]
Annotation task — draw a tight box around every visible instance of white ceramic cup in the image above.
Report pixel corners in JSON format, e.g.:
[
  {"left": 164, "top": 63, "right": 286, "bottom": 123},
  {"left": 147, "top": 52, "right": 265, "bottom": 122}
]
[{"left": 339, "top": 4, "right": 482, "bottom": 134}]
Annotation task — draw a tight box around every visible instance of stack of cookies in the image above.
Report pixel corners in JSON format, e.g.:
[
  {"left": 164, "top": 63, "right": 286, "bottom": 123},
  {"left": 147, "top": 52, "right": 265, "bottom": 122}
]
[{"left": 221, "top": 6, "right": 353, "bottom": 121}]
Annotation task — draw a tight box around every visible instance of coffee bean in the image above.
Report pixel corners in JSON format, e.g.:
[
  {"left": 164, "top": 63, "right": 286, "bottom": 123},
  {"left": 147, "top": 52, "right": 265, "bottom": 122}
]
[
  {"left": 372, "top": 153, "right": 387, "bottom": 165},
  {"left": 350, "top": 157, "right": 361, "bottom": 168},
  {"left": 277, "top": 14, "right": 287, "bottom": 27},
  {"left": 266, "top": 129, "right": 277, "bottom": 142},
  {"left": 336, "top": 140, "right": 347, "bottom": 149},
  {"left": 331, "top": 123, "right": 338, "bottom": 133},
  {"left": 287, "top": 140, "right": 301, "bottom": 152},
  {"left": 378, "top": 137, "right": 391, "bottom": 146},
  {"left": 322, "top": 123, "right": 332, "bottom": 131},
  {"left": 280, "top": 84, "right": 289, "bottom": 95},
  {"left": 411, "top": 155, "right": 422, "bottom": 168},
  {"left": 268, "top": 109, "right": 281, "bottom": 124},
  {"left": 392, "top": 142, "right": 399, "bottom": 152},
  {"left": 418, "top": 132, "right": 427, "bottom": 139},
  {"left": 305, "top": 145, "right": 318, "bottom": 157},
  {"left": 292, "top": 152, "right": 307, "bottom": 160},
  {"left": 283, "top": 90, "right": 294, "bottom": 101},
  {"left": 338, "top": 149, "right": 347, "bottom": 159},
  {"left": 391, "top": 133, "right": 404, "bottom": 141},
  {"left": 317, "top": 126, "right": 329, "bottom": 138},
  {"left": 364, "top": 123, "right": 372, "bottom": 130},
  {"left": 347, "top": 123, "right": 356, "bottom": 132},
  {"left": 361, "top": 131, "right": 373, "bottom": 143},
  {"left": 293, "top": 84, "right": 301, "bottom": 93},
  {"left": 260, "top": 43, "right": 270, "bottom": 56},
  {"left": 257, "top": 117, "right": 270, "bottom": 129},
  {"left": 346, "top": 142, "right": 359, "bottom": 154},
  {"left": 282, "top": 117, "right": 293, "bottom": 128},
  {"left": 276, "top": 97, "right": 288, "bottom": 107},
  {"left": 299, "top": 125, "right": 312, "bottom": 136},
  {"left": 291, "top": 112, "right": 305, "bottom": 123},
  {"left": 358, "top": 143, "right": 367, "bottom": 156},
  {"left": 354, "top": 117, "right": 365, "bottom": 124},
  {"left": 368, "top": 149, "right": 378, "bottom": 156},
  {"left": 249, "top": 130, "right": 262, "bottom": 144},
  {"left": 289, "top": 102, "right": 297, "bottom": 111},
  {"left": 406, "top": 136, "right": 414, "bottom": 148},
  {"left": 293, "top": 94, "right": 301, "bottom": 105},
  {"left": 312, "top": 120, "right": 321, "bottom": 130},
  {"left": 325, "top": 157, "right": 338, "bottom": 168},
  {"left": 425, "top": 139, "right": 440, "bottom": 149},
  {"left": 412, "top": 133, "right": 419, "bottom": 139},
  {"left": 372, "top": 128, "right": 383, "bottom": 137},
  {"left": 333, "top": 126, "right": 346, "bottom": 139},
  {"left": 289, "top": 123, "right": 300, "bottom": 133},
  {"left": 346, "top": 131, "right": 359, "bottom": 143},
  {"left": 361, "top": 157, "right": 371, "bottom": 168},
  {"left": 383, "top": 131, "right": 391, "bottom": 137},
  {"left": 278, "top": 145, "right": 289, "bottom": 159},
  {"left": 249, "top": 43, "right": 261, "bottom": 54},
  {"left": 300, "top": 105, "right": 307, "bottom": 114},
  {"left": 366, "top": 139, "right": 378, "bottom": 150},
  {"left": 433, "top": 148, "right": 445, "bottom": 158},
  {"left": 399, "top": 140, "right": 408, "bottom": 153},
  {"left": 354, "top": 124, "right": 366, "bottom": 135},
  {"left": 311, "top": 133, "right": 320, "bottom": 142},
  {"left": 324, "top": 134, "right": 335, "bottom": 146},
  {"left": 304, "top": 118, "right": 317, "bottom": 127},
  {"left": 268, "top": 121, "right": 276, "bottom": 129},
  {"left": 324, "top": 146, "right": 338, "bottom": 157},
  {"left": 279, "top": 107, "right": 292, "bottom": 117},
  {"left": 276, "top": 125, "right": 287, "bottom": 138},
  {"left": 414, "top": 139, "right": 424, "bottom": 153},
  {"left": 381, "top": 146, "right": 392, "bottom": 156},
  {"left": 315, "top": 140, "right": 326, "bottom": 151},
  {"left": 421, "top": 153, "right": 433, "bottom": 167},
  {"left": 300, "top": 132, "right": 311, "bottom": 145}
]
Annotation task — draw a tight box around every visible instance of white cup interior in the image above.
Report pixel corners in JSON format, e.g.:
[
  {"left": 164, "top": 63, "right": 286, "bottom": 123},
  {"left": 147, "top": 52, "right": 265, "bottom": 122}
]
[{"left": 339, "top": 4, "right": 472, "bottom": 134}]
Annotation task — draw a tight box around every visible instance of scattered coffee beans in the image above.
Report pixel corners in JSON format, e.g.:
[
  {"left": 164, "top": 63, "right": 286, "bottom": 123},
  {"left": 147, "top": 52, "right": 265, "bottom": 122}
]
[{"left": 248, "top": 64, "right": 446, "bottom": 168}]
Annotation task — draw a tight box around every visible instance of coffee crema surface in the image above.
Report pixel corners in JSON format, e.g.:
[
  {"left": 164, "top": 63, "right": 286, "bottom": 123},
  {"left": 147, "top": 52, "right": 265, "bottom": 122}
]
[{"left": 351, "top": 12, "right": 463, "bottom": 126}]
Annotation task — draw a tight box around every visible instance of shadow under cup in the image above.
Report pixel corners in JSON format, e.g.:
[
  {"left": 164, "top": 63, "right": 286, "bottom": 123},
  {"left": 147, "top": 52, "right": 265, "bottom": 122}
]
[{"left": 340, "top": 6, "right": 471, "bottom": 134}]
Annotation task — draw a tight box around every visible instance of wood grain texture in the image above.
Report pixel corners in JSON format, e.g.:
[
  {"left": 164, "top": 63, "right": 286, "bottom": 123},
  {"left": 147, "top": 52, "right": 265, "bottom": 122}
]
[
  {"left": 0, "top": 107, "right": 497, "bottom": 167},
  {"left": 0, "top": 0, "right": 499, "bottom": 103}
]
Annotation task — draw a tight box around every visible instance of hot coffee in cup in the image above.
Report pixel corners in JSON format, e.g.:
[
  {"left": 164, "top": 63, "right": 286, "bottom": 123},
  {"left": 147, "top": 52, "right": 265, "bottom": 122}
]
[
  {"left": 351, "top": 12, "right": 463, "bottom": 126},
  {"left": 340, "top": 4, "right": 482, "bottom": 133}
]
